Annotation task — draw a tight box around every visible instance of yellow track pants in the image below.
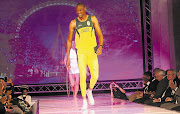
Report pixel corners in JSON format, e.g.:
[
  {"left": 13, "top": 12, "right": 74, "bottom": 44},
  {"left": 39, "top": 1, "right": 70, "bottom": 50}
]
[{"left": 77, "top": 48, "right": 99, "bottom": 97}]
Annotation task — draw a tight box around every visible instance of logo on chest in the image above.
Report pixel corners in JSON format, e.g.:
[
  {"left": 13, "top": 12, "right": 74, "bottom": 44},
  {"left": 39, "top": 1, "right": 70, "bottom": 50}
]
[
  {"left": 81, "top": 28, "right": 90, "bottom": 33},
  {"left": 87, "top": 21, "right": 90, "bottom": 26},
  {"left": 78, "top": 24, "right": 82, "bottom": 28}
]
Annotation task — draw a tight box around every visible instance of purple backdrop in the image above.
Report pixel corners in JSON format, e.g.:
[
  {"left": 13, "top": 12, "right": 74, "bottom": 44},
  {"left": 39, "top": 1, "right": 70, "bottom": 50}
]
[{"left": 0, "top": 0, "right": 143, "bottom": 85}]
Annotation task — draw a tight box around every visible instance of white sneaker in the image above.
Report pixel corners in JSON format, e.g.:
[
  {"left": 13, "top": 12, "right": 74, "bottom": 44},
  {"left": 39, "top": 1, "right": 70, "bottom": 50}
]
[
  {"left": 81, "top": 99, "right": 88, "bottom": 111},
  {"left": 86, "top": 89, "right": 95, "bottom": 105}
]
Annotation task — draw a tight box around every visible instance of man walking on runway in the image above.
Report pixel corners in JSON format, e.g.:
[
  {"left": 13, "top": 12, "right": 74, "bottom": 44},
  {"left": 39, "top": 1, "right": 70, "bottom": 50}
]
[{"left": 66, "top": 3, "right": 103, "bottom": 110}]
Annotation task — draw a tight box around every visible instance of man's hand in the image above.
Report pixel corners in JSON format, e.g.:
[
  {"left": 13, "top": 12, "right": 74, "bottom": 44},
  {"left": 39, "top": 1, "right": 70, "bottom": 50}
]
[
  {"left": 135, "top": 91, "right": 142, "bottom": 95},
  {"left": 169, "top": 80, "right": 177, "bottom": 90},
  {"left": 165, "top": 97, "right": 172, "bottom": 102},
  {"left": 149, "top": 91, "right": 155, "bottom": 99},
  {"left": 66, "top": 58, "right": 70, "bottom": 69},
  {"left": 6, "top": 108, "right": 14, "bottom": 113},
  {"left": 7, "top": 103, "right": 13, "bottom": 108},
  {"left": 153, "top": 98, "right": 160, "bottom": 103},
  {"left": 96, "top": 46, "right": 103, "bottom": 55}
]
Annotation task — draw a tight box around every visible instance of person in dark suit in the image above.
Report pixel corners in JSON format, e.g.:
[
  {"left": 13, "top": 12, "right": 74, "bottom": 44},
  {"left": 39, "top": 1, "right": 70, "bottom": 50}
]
[
  {"left": 149, "top": 69, "right": 179, "bottom": 107},
  {"left": 133, "top": 68, "right": 160, "bottom": 103},
  {"left": 144, "top": 69, "right": 169, "bottom": 105},
  {"left": 171, "top": 87, "right": 180, "bottom": 111},
  {"left": 160, "top": 70, "right": 180, "bottom": 110},
  {"left": 111, "top": 71, "right": 157, "bottom": 102},
  {"left": 110, "top": 81, "right": 128, "bottom": 100},
  {"left": 161, "top": 86, "right": 180, "bottom": 111}
]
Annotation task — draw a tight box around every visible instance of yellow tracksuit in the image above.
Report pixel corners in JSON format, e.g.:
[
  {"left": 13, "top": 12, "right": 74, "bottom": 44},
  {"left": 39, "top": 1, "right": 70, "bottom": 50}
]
[{"left": 75, "top": 15, "right": 99, "bottom": 97}]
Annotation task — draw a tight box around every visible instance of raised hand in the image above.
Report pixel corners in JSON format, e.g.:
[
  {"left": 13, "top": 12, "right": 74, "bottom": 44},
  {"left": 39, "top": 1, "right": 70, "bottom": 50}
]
[{"left": 169, "top": 80, "right": 177, "bottom": 90}]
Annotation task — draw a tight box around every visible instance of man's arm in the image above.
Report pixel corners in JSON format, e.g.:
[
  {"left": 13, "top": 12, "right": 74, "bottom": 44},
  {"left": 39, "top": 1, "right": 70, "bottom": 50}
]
[
  {"left": 66, "top": 20, "right": 76, "bottom": 67},
  {"left": 110, "top": 84, "right": 114, "bottom": 98},
  {"left": 175, "top": 86, "right": 180, "bottom": 96},
  {"left": 91, "top": 16, "right": 103, "bottom": 55}
]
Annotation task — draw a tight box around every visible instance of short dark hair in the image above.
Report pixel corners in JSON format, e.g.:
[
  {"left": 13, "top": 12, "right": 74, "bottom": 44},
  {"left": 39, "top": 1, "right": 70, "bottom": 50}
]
[
  {"left": 144, "top": 71, "right": 152, "bottom": 78},
  {"left": 21, "top": 88, "right": 28, "bottom": 94},
  {"left": 77, "top": 3, "right": 85, "bottom": 7}
]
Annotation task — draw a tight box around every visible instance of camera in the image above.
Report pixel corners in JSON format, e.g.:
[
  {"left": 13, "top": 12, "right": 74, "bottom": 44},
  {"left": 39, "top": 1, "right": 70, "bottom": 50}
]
[{"left": 112, "top": 84, "right": 115, "bottom": 87}]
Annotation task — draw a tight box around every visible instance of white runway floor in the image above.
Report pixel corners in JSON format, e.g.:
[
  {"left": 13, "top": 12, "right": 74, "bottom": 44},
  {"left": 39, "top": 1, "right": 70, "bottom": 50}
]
[{"left": 32, "top": 93, "right": 180, "bottom": 114}]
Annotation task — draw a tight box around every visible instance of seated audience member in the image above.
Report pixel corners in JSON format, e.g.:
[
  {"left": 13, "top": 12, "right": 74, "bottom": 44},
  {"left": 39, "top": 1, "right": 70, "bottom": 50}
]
[
  {"left": 0, "top": 96, "right": 14, "bottom": 114},
  {"left": 4, "top": 87, "right": 13, "bottom": 109},
  {"left": 110, "top": 70, "right": 159, "bottom": 102},
  {"left": 110, "top": 81, "right": 128, "bottom": 100},
  {"left": 160, "top": 70, "right": 180, "bottom": 110},
  {"left": 144, "top": 69, "right": 169, "bottom": 105},
  {"left": 132, "top": 68, "right": 160, "bottom": 103},
  {"left": 16, "top": 85, "right": 32, "bottom": 114},
  {"left": 129, "top": 71, "right": 152, "bottom": 101},
  {"left": 148, "top": 69, "right": 180, "bottom": 107},
  {"left": 18, "top": 85, "right": 31, "bottom": 107}
]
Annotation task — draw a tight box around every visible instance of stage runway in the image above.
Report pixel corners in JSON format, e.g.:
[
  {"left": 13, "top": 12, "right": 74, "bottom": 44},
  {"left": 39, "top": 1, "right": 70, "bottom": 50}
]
[{"left": 32, "top": 93, "right": 180, "bottom": 114}]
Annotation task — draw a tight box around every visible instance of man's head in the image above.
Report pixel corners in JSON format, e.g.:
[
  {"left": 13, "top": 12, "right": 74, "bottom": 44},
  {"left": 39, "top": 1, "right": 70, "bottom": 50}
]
[
  {"left": 21, "top": 85, "right": 28, "bottom": 95},
  {"left": 153, "top": 68, "right": 161, "bottom": 78},
  {"left": 22, "top": 89, "right": 28, "bottom": 95},
  {"left": 76, "top": 3, "right": 86, "bottom": 18},
  {"left": 142, "top": 71, "right": 152, "bottom": 82},
  {"left": 156, "top": 69, "right": 165, "bottom": 81},
  {"left": 166, "top": 69, "right": 176, "bottom": 81}
]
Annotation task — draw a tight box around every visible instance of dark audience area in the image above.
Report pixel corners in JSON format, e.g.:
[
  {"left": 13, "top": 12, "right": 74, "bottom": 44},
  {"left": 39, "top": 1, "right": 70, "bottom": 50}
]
[
  {"left": 110, "top": 68, "right": 180, "bottom": 112},
  {"left": 0, "top": 76, "right": 32, "bottom": 114}
]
